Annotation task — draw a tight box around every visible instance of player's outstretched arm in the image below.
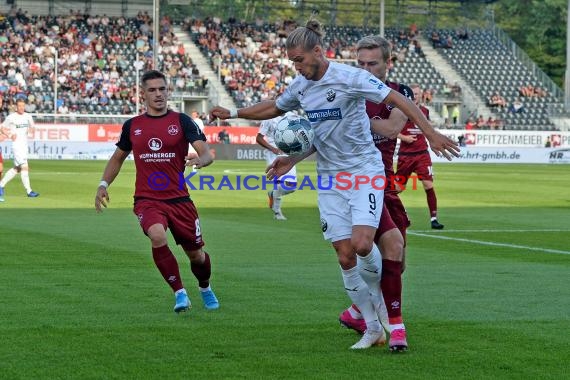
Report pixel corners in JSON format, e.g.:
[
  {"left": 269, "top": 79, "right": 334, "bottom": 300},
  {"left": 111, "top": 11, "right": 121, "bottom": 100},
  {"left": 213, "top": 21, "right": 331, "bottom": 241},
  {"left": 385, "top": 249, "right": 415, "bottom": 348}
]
[
  {"left": 384, "top": 91, "right": 460, "bottom": 160},
  {"left": 370, "top": 108, "right": 408, "bottom": 139},
  {"left": 256, "top": 133, "right": 281, "bottom": 154},
  {"left": 266, "top": 145, "right": 316, "bottom": 180},
  {"left": 95, "top": 148, "right": 130, "bottom": 213},
  {"left": 186, "top": 140, "right": 213, "bottom": 169},
  {"left": 210, "top": 100, "right": 284, "bottom": 121}
]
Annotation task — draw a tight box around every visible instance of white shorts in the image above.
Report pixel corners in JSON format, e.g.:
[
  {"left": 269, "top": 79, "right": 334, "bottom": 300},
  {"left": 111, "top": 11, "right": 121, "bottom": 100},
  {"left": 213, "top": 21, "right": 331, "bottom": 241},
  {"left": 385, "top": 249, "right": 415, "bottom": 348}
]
[
  {"left": 13, "top": 150, "right": 28, "bottom": 167},
  {"left": 318, "top": 169, "right": 385, "bottom": 242},
  {"left": 266, "top": 151, "right": 297, "bottom": 183}
]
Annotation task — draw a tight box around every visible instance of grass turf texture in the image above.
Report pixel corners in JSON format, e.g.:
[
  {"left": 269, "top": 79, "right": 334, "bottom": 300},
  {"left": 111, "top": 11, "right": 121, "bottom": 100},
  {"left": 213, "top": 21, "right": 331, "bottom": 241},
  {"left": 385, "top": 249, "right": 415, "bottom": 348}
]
[{"left": 0, "top": 160, "right": 568, "bottom": 379}]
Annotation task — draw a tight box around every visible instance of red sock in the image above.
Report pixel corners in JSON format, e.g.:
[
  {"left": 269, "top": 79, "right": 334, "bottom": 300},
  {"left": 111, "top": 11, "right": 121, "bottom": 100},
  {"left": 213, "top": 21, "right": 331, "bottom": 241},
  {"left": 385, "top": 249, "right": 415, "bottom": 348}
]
[
  {"left": 152, "top": 245, "right": 183, "bottom": 292},
  {"left": 381, "top": 259, "right": 403, "bottom": 325},
  {"left": 191, "top": 251, "right": 211, "bottom": 288},
  {"left": 425, "top": 188, "right": 438, "bottom": 218}
]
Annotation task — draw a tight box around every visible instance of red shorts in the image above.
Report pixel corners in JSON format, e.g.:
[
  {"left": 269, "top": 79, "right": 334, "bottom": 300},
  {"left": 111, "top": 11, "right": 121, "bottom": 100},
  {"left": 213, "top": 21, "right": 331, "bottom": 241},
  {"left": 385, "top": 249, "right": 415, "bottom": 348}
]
[
  {"left": 385, "top": 191, "right": 410, "bottom": 243},
  {"left": 375, "top": 192, "right": 410, "bottom": 244},
  {"left": 0, "top": 151, "right": 3, "bottom": 164},
  {"left": 133, "top": 198, "right": 204, "bottom": 250},
  {"left": 396, "top": 151, "right": 434, "bottom": 184}
]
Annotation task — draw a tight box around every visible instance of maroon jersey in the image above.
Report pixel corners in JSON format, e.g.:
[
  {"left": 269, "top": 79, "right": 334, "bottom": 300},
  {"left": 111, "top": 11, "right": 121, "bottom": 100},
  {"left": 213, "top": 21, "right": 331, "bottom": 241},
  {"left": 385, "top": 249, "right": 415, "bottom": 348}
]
[
  {"left": 398, "top": 105, "right": 430, "bottom": 154},
  {"left": 367, "top": 81, "right": 413, "bottom": 179},
  {"left": 116, "top": 110, "right": 205, "bottom": 200}
]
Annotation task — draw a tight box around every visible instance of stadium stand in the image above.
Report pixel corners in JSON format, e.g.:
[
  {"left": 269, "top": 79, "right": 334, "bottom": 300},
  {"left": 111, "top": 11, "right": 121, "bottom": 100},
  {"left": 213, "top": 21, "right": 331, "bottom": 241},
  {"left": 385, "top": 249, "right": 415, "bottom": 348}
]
[
  {"left": 0, "top": 8, "right": 205, "bottom": 121},
  {"left": 0, "top": 3, "right": 565, "bottom": 131},
  {"left": 435, "top": 28, "right": 563, "bottom": 130},
  {"left": 185, "top": 19, "right": 448, "bottom": 112}
]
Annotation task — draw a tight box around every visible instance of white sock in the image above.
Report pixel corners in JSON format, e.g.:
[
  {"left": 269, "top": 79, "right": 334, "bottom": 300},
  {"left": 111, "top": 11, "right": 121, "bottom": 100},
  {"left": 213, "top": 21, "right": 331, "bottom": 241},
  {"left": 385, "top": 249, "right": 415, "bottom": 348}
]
[
  {"left": 21, "top": 170, "right": 32, "bottom": 194},
  {"left": 273, "top": 186, "right": 295, "bottom": 212},
  {"left": 0, "top": 168, "right": 17, "bottom": 187},
  {"left": 357, "top": 244, "right": 383, "bottom": 307},
  {"left": 199, "top": 286, "right": 211, "bottom": 292},
  {"left": 377, "top": 291, "right": 390, "bottom": 331},
  {"left": 175, "top": 288, "right": 187, "bottom": 295},
  {"left": 272, "top": 188, "right": 282, "bottom": 212},
  {"left": 341, "top": 265, "right": 381, "bottom": 332},
  {"left": 348, "top": 305, "right": 362, "bottom": 319}
]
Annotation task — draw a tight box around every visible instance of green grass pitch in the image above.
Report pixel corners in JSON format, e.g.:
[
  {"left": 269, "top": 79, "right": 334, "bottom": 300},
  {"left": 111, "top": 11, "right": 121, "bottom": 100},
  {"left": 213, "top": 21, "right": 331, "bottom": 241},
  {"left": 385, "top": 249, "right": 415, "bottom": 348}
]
[{"left": 0, "top": 160, "right": 568, "bottom": 379}]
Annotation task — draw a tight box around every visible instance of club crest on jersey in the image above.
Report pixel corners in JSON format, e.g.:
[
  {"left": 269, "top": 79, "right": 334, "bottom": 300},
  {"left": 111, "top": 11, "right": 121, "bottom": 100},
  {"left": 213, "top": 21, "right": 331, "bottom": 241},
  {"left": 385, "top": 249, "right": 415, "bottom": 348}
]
[
  {"left": 326, "top": 88, "right": 336, "bottom": 102},
  {"left": 320, "top": 218, "right": 328, "bottom": 232},
  {"left": 148, "top": 138, "right": 162, "bottom": 151},
  {"left": 168, "top": 124, "right": 179, "bottom": 135}
]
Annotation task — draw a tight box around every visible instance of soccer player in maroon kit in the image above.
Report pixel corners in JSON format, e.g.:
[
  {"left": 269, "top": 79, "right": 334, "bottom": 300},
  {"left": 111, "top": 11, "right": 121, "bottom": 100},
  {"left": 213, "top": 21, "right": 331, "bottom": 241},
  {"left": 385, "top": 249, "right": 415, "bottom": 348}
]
[
  {"left": 95, "top": 70, "right": 219, "bottom": 313},
  {"left": 396, "top": 83, "right": 444, "bottom": 229}
]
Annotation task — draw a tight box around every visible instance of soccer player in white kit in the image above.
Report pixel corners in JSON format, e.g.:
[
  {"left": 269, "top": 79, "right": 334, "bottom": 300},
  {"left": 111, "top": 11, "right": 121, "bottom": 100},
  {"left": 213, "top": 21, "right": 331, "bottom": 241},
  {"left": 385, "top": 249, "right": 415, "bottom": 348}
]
[
  {"left": 256, "top": 111, "right": 298, "bottom": 220},
  {"left": 0, "top": 98, "right": 40, "bottom": 201},
  {"left": 211, "top": 19, "right": 459, "bottom": 350}
]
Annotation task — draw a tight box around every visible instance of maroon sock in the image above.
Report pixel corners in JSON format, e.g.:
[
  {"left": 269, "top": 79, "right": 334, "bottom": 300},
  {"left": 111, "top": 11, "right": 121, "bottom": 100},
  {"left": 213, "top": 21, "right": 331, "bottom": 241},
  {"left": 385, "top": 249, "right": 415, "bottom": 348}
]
[
  {"left": 191, "top": 251, "right": 211, "bottom": 288},
  {"left": 152, "top": 245, "right": 183, "bottom": 292},
  {"left": 381, "top": 259, "right": 403, "bottom": 324},
  {"left": 425, "top": 188, "right": 438, "bottom": 218}
]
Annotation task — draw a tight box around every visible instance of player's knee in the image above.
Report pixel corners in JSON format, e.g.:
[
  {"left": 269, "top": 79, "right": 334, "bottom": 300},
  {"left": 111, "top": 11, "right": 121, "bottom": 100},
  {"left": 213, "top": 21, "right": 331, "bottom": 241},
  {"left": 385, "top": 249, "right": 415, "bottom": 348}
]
[
  {"left": 379, "top": 229, "right": 404, "bottom": 261},
  {"left": 333, "top": 241, "right": 356, "bottom": 269},
  {"left": 147, "top": 224, "right": 168, "bottom": 246},
  {"left": 351, "top": 239, "right": 374, "bottom": 256}
]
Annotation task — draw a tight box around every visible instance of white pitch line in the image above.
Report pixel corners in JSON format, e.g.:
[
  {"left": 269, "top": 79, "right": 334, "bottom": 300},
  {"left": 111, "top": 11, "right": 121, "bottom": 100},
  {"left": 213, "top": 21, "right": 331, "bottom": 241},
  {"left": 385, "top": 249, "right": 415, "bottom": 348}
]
[
  {"left": 410, "top": 229, "right": 570, "bottom": 233},
  {"left": 408, "top": 232, "right": 570, "bottom": 255}
]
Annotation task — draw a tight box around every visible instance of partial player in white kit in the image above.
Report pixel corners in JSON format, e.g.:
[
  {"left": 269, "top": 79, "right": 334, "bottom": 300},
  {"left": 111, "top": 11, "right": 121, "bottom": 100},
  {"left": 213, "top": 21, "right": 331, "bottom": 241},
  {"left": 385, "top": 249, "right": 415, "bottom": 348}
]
[
  {"left": 256, "top": 111, "right": 298, "bottom": 220},
  {"left": 211, "top": 19, "right": 459, "bottom": 350},
  {"left": 0, "top": 98, "right": 40, "bottom": 201}
]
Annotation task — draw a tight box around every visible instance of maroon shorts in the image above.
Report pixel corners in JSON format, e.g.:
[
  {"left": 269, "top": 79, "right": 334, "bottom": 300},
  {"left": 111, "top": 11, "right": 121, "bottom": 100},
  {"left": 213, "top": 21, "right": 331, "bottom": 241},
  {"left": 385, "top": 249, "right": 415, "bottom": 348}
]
[
  {"left": 396, "top": 151, "right": 434, "bottom": 184},
  {"left": 375, "top": 203, "right": 396, "bottom": 243},
  {"left": 375, "top": 192, "right": 410, "bottom": 245},
  {"left": 384, "top": 191, "right": 410, "bottom": 244},
  {"left": 0, "top": 150, "right": 3, "bottom": 164},
  {"left": 133, "top": 198, "right": 204, "bottom": 250}
]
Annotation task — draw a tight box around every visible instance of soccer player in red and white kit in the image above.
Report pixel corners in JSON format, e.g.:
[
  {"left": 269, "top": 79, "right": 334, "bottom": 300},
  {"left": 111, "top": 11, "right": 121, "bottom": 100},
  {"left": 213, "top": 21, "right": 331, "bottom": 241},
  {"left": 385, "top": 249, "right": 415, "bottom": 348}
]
[
  {"left": 339, "top": 35, "right": 412, "bottom": 351},
  {"left": 95, "top": 70, "right": 219, "bottom": 313},
  {"left": 396, "top": 84, "right": 444, "bottom": 229}
]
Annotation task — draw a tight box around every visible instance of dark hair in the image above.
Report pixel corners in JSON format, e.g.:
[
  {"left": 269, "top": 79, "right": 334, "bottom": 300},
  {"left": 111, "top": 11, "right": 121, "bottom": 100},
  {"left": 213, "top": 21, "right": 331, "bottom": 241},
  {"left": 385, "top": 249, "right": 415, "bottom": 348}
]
[
  {"left": 15, "top": 98, "right": 26, "bottom": 104},
  {"left": 141, "top": 70, "right": 167, "bottom": 86},
  {"left": 286, "top": 19, "right": 324, "bottom": 51},
  {"left": 356, "top": 35, "right": 391, "bottom": 63}
]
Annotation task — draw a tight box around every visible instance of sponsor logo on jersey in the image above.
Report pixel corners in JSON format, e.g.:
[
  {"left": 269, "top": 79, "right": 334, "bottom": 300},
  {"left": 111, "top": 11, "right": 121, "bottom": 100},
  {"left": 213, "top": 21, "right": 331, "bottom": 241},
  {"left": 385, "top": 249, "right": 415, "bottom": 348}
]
[
  {"left": 148, "top": 137, "right": 162, "bottom": 151},
  {"left": 369, "top": 77, "right": 385, "bottom": 91},
  {"left": 305, "top": 108, "right": 342, "bottom": 122},
  {"left": 168, "top": 124, "right": 179, "bottom": 135},
  {"left": 326, "top": 88, "right": 336, "bottom": 102},
  {"left": 134, "top": 129, "right": 142, "bottom": 136}
]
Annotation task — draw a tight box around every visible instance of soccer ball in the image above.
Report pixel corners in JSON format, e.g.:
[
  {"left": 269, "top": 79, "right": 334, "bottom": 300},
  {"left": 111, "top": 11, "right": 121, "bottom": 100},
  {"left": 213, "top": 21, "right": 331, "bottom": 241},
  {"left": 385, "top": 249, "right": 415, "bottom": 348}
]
[{"left": 274, "top": 114, "right": 314, "bottom": 155}]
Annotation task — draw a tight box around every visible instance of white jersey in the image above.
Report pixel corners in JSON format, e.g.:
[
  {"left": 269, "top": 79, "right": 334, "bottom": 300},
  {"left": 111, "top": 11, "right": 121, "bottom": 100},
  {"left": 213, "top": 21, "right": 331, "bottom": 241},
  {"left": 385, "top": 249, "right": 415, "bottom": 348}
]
[
  {"left": 276, "top": 62, "right": 390, "bottom": 175},
  {"left": 2, "top": 111, "right": 34, "bottom": 153}
]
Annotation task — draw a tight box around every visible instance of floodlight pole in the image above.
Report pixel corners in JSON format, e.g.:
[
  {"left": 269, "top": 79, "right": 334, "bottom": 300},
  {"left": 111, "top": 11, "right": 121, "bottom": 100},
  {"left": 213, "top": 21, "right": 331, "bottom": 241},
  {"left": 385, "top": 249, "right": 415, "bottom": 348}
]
[
  {"left": 54, "top": 49, "right": 58, "bottom": 115},
  {"left": 153, "top": 0, "right": 160, "bottom": 70},
  {"left": 379, "top": 0, "right": 385, "bottom": 38},
  {"left": 136, "top": 53, "right": 141, "bottom": 114},
  {"left": 565, "top": 0, "right": 570, "bottom": 111}
]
